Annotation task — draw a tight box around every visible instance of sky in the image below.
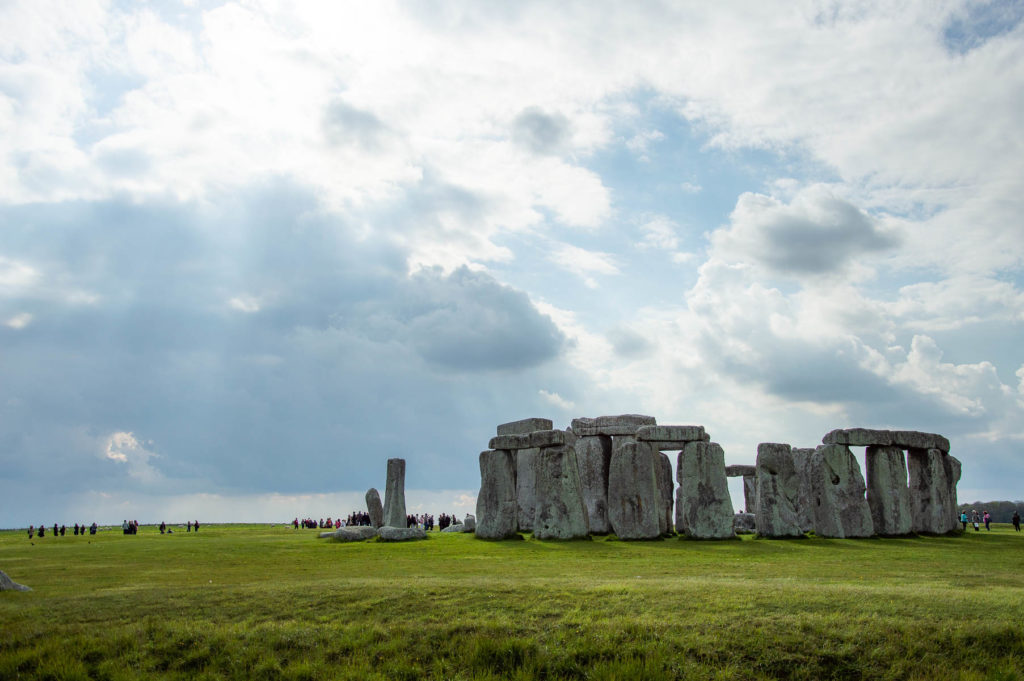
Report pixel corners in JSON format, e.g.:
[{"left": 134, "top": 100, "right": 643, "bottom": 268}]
[{"left": 1, "top": 0, "right": 1023, "bottom": 527}]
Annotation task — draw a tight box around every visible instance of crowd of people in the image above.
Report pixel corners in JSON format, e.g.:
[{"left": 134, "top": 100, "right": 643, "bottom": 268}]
[
  {"left": 27, "top": 522, "right": 98, "bottom": 538},
  {"left": 292, "top": 511, "right": 468, "bottom": 531}
]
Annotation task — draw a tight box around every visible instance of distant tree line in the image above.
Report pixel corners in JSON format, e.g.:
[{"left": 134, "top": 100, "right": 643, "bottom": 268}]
[{"left": 957, "top": 501, "right": 1024, "bottom": 523}]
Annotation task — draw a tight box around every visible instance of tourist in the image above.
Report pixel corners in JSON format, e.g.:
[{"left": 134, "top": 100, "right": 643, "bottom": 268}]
[
  {"left": 159, "top": 521, "right": 166, "bottom": 534},
  {"left": 1013, "top": 511, "right": 1021, "bottom": 532},
  {"left": 27, "top": 525, "right": 34, "bottom": 539},
  {"left": 960, "top": 510, "right": 968, "bottom": 531},
  {"left": 38, "top": 525, "right": 44, "bottom": 537},
  {"left": 972, "top": 510, "right": 980, "bottom": 531},
  {"left": 122, "top": 519, "right": 129, "bottom": 535},
  {"left": 90, "top": 522, "right": 97, "bottom": 535},
  {"left": 54, "top": 523, "right": 59, "bottom": 536},
  {"left": 194, "top": 520, "right": 199, "bottom": 532},
  {"left": 983, "top": 511, "right": 991, "bottom": 531},
  {"left": 73, "top": 523, "right": 79, "bottom": 536}
]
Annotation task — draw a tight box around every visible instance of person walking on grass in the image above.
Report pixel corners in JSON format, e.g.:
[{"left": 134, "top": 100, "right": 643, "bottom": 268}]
[
  {"left": 960, "top": 510, "right": 968, "bottom": 531},
  {"left": 972, "top": 510, "right": 980, "bottom": 531},
  {"left": 1012, "top": 511, "right": 1021, "bottom": 532},
  {"left": 983, "top": 511, "right": 991, "bottom": 531}
]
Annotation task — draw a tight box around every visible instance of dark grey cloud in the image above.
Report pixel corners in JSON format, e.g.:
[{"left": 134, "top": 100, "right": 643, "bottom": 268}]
[
  {"left": 0, "top": 183, "right": 574, "bottom": 522},
  {"left": 323, "top": 98, "right": 388, "bottom": 149},
  {"left": 512, "top": 106, "right": 571, "bottom": 155}
]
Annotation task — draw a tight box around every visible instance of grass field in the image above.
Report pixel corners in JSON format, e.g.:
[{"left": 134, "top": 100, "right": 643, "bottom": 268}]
[{"left": 2, "top": 524, "right": 1023, "bottom": 680}]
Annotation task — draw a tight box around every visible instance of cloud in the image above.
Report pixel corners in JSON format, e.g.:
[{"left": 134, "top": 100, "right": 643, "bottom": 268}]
[
  {"left": 550, "top": 243, "right": 619, "bottom": 288},
  {"left": 710, "top": 185, "right": 899, "bottom": 277},
  {"left": 512, "top": 106, "right": 571, "bottom": 155},
  {"left": 103, "top": 431, "right": 161, "bottom": 483},
  {"left": 606, "top": 326, "right": 655, "bottom": 360}
]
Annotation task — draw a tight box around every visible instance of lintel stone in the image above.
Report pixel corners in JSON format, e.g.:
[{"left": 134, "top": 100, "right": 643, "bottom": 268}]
[
  {"left": 636, "top": 425, "right": 706, "bottom": 443},
  {"left": 571, "top": 414, "right": 656, "bottom": 437},
  {"left": 497, "top": 418, "right": 553, "bottom": 436},
  {"left": 725, "top": 465, "right": 756, "bottom": 477}
]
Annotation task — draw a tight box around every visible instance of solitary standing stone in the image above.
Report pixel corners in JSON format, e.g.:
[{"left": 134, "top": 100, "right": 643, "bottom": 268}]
[
  {"left": 515, "top": 447, "right": 540, "bottom": 531},
  {"left": 807, "top": 444, "right": 873, "bottom": 538},
  {"left": 607, "top": 439, "right": 661, "bottom": 539},
  {"left": 382, "top": 458, "right": 407, "bottom": 528},
  {"left": 675, "top": 441, "right": 735, "bottom": 539},
  {"left": 365, "top": 488, "right": 384, "bottom": 529},
  {"left": 476, "top": 450, "right": 518, "bottom": 539},
  {"left": 755, "top": 443, "right": 804, "bottom": 538},
  {"left": 655, "top": 451, "right": 674, "bottom": 535},
  {"left": 533, "top": 445, "right": 590, "bottom": 539},
  {"left": 575, "top": 435, "right": 613, "bottom": 534},
  {"left": 865, "top": 445, "right": 912, "bottom": 535}
]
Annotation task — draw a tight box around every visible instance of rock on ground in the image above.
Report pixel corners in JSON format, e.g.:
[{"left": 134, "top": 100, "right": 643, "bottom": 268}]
[
  {"left": 463, "top": 514, "right": 476, "bottom": 531},
  {"left": 675, "top": 441, "right": 735, "bottom": 539},
  {"left": 866, "top": 445, "right": 912, "bottom": 536},
  {"left": 441, "top": 523, "right": 465, "bottom": 533},
  {"left": 475, "top": 449, "right": 519, "bottom": 539},
  {"left": 365, "top": 488, "right": 384, "bottom": 528},
  {"left": 755, "top": 443, "right": 805, "bottom": 538},
  {"left": 323, "top": 526, "right": 378, "bottom": 542},
  {"left": 0, "top": 570, "right": 30, "bottom": 592},
  {"left": 733, "top": 512, "right": 756, "bottom": 534},
  {"left": 533, "top": 445, "right": 590, "bottom": 539},
  {"left": 807, "top": 444, "right": 873, "bottom": 538},
  {"left": 575, "top": 434, "right": 613, "bottom": 534},
  {"left": 382, "top": 458, "right": 407, "bottom": 528},
  {"left": 377, "top": 526, "right": 428, "bottom": 542},
  {"left": 607, "top": 438, "right": 661, "bottom": 540}
]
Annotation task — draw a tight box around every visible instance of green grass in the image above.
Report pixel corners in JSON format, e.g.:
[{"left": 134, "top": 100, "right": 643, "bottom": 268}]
[{"left": 2, "top": 524, "right": 1023, "bottom": 680}]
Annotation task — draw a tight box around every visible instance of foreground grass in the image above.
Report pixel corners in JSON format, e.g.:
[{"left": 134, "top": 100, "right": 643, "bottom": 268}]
[{"left": 2, "top": 524, "right": 1023, "bottom": 680}]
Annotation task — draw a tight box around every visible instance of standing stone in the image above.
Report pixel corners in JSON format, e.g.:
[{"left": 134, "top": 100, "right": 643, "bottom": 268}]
[
  {"left": 533, "top": 445, "right": 590, "bottom": 539},
  {"left": 475, "top": 450, "right": 518, "bottom": 539},
  {"left": 742, "top": 476, "right": 757, "bottom": 515},
  {"left": 755, "top": 443, "right": 804, "bottom": 538},
  {"left": 575, "top": 435, "right": 613, "bottom": 534},
  {"left": 865, "top": 445, "right": 912, "bottom": 536},
  {"left": 675, "top": 441, "right": 735, "bottom": 539},
  {"left": 908, "top": 448, "right": 953, "bottom": 534},
  {"left": 463, "top": 514, "right": 476, "bottom": 531},
  {"left": 382, "top": 458, "right": 407, "bottom": 528},
  {"left": 791, "top": 448, "right": 816, "bottom": 533},
  {"left": 945, "top": 455, "right": 962, "bottom": 533},
  {"left": 655, "top": 451, "right": 674, "bottom": 535},
  {"left": 807, "top": 444, "right": 873, "bottom": 538},
  {"left": 515, "top": 447, "right": 540, "bottom": 531},
  {"left": 607, "top": 439, "right": 661, "bottom": 539},
  {"left": 365, "top": 488, "right": 384, "bottom": 529}
]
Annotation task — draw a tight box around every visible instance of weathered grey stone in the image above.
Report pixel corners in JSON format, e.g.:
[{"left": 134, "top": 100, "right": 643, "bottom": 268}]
[
  {"left": 893, "top": 431, "right": 950, "bottom": 453},
  {"left": 533, "top": 445, "right": 590, "bottom": 539},
  {"left": 908, "top": 448, "right": 958, "bottom": 534},
  {"left": 488, "top": 430, "right": 568, "bottom": 450},
  {"left": 636, "top": 425, "right": 706, "bottom": 443},
  {"left": 476, "top": 450, "right": 518, "bottom": 539},
  {"left": 515, "top": 447, "right": 539, "bottom": 531},
  {"left": 792, "top": 447, "right": 816, "bottom": 533},
  {"left": 377, "top": 526, "right": 428, "bottom": 542},
  {"left": 733, "top": 512, "right": 756, "bottom": 534},
  {"left": 866, "top": 445, "right": 912, "bottom": 536},
  {"left": 497, "top": 418, "right": 553, "bottom": 435},
  {"left": 382, "top": 458, "right": 407, "bottom": 528},
  {"left": 655, "top": 451, "right": 674, "bottom": 535},
  {"left": 530, "top": 429, "right": 567, "bottom": 448},
  {"left": 607, "top": 438, "right": 661, "bottom": 539},
  {"left": 489, "top": 434, "right": 530, "bottom": 450},
  {"left": 675, "top": 441, "right": 735, "bottom": 539},
  {"left": 822, "top": 428, "right": 894, "bottom": 447},
  {"left": 571, "top": 414, "right": 656, "bottom": 437},
  {"left": 563, "top": 428, "right": 578, "bottom": 449},
  {"left": 441, "top": 523, "right": 465, "bottom": 533},
  {"left": 365, "top": 488, "right": 384, "bottom": 529},
  {"left": 0, "top": 570, "right": 30, "bottom": 592},
  {"left": 807, "top": 444, "right": 873, "bottom": 538},
  {"left": 575, "top": 435, "right": 613, "bottom": 534},
  {"left": 742, "top": 476, "right": 757, "bottom": 515},
  {"left": 463, "top": 514, "right": 476, "bottom": 531},
  {"left": 755, "top": 443, "right": 804, "bottom": 538},
  {"left": 324, "top": 526, "right": 378, "bottom": 542},
  {"left": 725, "top": 465, "right": 756, "bottom": 477}
]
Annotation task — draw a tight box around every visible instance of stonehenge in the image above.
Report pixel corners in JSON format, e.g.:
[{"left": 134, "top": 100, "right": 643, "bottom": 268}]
[
  {"left": 382, "top": 458, "right": 407, "bottom": 528},
  {"left": 471, "top": 418, "right": 960, "bottom": 541},
  {"left": 365, "top": 488, "right": 384, "bottom": 529}
]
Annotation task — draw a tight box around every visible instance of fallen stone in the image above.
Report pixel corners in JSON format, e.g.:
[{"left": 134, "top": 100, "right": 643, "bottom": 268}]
[
  {"left": 636, "top": 425, "right": 707, "bottom": 443},
  {"left": 571, "top": 414, "right": 656, "bottom": 437},
  {"left": 655, "top": 451, "right": 674, "bottom": 535},
  {"left": 866, "top": 445, "right": 912, "bottom": 536},
  {"left": 893, "top": 431, "right": 950, "bottom": 453},
  {"left": 807, "top": 444, "right": 873, "bottom": 538},
  {"left": 463, "top": 514, "right": 476, "bottom": 531},
  {"left": 575, "top": 434, "right": 613, "bottom": 534},
  {"left": 908, "top": 448, "right": 957, "bottom": 533},
  {"left": 792, "top": 447, "right": 816, "bottom": 533},
  {"left": 476, "top": 449, "right": 519, "bottom": 539},
  {"left": 377, "top": 526, "right": 428, "bottom": 542},
  {"left": 382, "top": 458, "right": 407, "bottom": 528},
  {"left": 675, "top": 441, "right": 735, "bottom": 539},
  {"left": 515, "top": 447, "right": 539, "bottom": 531},
  {"left": 822, "top": 428, "right": 894, "bottom": 447},
  {"left": 725, "top": 465, "right": 756, "bottom": 477},
  {"left": 0, "top": 570, "right": 30, "bottom": 592},
  {"left": 533, "top": 445, "right": 590, "bottom": 539},
  {"left": 607, "top": 438, "right": 661, "bottom": 539},
  {"left": 441, "top": 523, "right": 465, "bottom": 533},
  {"left": 733, "top": 512, "right": 756, "bottom": 534},
  {"left": 365, "top": 488, "right": 384, "bottom": 529},
  {"left": 324, "top": 526, "right": 378, "bottom": 542},
  {"left": 497, "top": 418, "right": 553, "bottom": 435},
  {"left": 755, "top": 443, "right": 804, "bottom": 538}
]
